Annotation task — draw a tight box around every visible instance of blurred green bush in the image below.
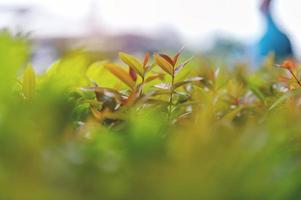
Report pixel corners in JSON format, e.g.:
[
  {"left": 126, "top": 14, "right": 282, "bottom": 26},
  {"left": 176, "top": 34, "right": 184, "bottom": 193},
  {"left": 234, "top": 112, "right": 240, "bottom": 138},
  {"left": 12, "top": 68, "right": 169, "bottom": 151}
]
[{"left": 1, "top": 32, "right": 301, "bottom": 200}]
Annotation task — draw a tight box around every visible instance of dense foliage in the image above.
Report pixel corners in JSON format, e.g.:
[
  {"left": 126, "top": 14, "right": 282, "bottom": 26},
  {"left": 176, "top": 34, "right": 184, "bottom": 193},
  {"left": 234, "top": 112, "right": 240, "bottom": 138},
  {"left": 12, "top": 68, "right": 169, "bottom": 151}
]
[{"left": 2, "top": 32, "right": 301, "bottom": 200}]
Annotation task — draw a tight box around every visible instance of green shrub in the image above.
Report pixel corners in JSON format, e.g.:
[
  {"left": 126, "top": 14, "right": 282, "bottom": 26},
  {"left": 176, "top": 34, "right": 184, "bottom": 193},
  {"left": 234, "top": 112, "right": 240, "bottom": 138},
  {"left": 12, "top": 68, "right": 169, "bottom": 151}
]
[{"left": 1, "top": 32, "right": 301, "bottom": 200}]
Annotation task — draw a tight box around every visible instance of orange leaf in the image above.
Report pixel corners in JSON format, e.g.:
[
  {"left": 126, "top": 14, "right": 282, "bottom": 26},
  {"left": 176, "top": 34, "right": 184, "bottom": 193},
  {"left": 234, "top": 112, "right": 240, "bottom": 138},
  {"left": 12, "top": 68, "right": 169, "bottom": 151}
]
[
  {"left": 281, "top": 59, "right": 296, "bottom": 71},
  {"left": 124, "top": 88, "right": 139, "bottom": 106},
  {"left": 159, "top": 54, "right": 174, "bottom": 66},
  {"left": 173, "top": 47, "right": 184, "bottom": 65},
  {"left": 145, "top": 74, "right": 164, "bottom": 83},
  {"left": 105, "top": 64, "right": 136, "bottom": 89},
  {"left": 277, "top": 75, "right": 290, "bottom": 83},
  {"left": 143, "top": 52, "right": 150, "bottom": 68},
  {"left": 154, "top": 53, "right": 174, "bottom": 75}
]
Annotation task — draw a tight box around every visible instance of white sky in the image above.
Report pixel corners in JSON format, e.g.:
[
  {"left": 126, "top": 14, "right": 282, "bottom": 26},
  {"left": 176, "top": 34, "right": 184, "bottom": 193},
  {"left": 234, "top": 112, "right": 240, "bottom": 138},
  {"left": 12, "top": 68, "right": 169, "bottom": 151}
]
[{"left": 0, "top": 0, "right": 301, "bottom": 52}]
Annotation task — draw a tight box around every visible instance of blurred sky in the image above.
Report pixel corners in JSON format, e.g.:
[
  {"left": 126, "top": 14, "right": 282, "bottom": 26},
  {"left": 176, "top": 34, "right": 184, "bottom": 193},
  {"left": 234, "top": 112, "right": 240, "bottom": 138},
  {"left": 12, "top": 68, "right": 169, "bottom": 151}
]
[{"left": 0, "top": 0, "right": 300, "bottom": 52}]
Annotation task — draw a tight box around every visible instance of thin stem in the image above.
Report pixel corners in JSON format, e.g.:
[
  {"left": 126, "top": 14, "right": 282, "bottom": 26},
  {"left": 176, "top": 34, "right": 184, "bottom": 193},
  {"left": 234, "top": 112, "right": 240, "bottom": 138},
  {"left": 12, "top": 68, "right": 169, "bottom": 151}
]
[
  {"left": 168, "top": 71, "right": 175, "bottom": 121},
  {"left": 289, "top": 69, "right": 301, "bottom": 87},
  {"left": 139, "top": 76, "right": 145, "bottom": 97}
]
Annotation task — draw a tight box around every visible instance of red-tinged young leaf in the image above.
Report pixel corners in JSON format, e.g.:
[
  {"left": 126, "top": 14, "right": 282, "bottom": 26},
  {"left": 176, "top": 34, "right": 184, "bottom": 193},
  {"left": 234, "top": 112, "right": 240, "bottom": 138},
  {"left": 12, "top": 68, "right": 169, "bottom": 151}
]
[
  {"left": 105, "top": 63, "right": 136, "bottom": 89},
  {"left": 154, "top": 53, "right": 174, "bottom": 75},
  {"left": 129, "top": 68, "right": 137, "bottom": 81},
  {"left": 279, "top": 60, "right": 301, "bottom": 87},
  {"left": 281, "top": 59, "right": 296, "bottom": 71},
  {"left": 143, "top": 52, "right": 150, "bottom": 68},
  {"left": 160, "top": 54, "right": 174, "bottom": 66},
  {"left": 173, "top": 47, "right": 184, "bottom": 65}
]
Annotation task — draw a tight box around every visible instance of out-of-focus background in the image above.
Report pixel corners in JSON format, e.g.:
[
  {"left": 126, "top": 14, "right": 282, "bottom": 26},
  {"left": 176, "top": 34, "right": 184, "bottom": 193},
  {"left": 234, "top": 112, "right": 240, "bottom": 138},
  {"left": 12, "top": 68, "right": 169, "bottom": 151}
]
[{"left": 0, "top": 0, "right": 299, "bottom": 71}]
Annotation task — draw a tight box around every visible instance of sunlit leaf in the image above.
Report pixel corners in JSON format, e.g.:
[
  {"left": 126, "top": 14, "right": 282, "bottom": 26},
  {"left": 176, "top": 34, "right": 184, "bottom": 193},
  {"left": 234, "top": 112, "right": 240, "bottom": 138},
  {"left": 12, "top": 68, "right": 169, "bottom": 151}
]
[
  {"left": 0, "top": 32, "right": 28, "bottom": 97},
  {"left": 46, "top": 53, "right": 90, "bottom": 87},
  {"left": 86, "top": 61, "right": 108, "bottom": 81},
  {"left": 119, "top": 52, "right": 144, "bottom": 76}
]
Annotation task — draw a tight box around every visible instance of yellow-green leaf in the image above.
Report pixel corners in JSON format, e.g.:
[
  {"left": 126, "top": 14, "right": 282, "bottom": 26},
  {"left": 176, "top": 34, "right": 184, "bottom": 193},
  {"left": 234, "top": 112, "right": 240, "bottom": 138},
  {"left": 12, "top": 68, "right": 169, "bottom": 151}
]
[
  {"left": 119, "top": 52, "right": 144, "bottom": 77},
  {"left": 23, "top": 64, "right": 36, "bottom": 99},
  {"left": 154, "top": 53, "right": 173, "bottom": 75},
  {"left": 105, "top": 64, "right": 136, "bottom": 89},
  {"left": 222, "top": 106, "right": 242, "bottom": 121}
]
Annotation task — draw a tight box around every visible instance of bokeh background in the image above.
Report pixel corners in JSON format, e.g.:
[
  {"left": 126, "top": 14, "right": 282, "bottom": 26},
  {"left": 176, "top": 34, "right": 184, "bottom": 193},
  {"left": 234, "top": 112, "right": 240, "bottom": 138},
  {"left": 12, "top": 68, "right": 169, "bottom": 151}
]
[{"left": 0, "top": 0, "right": 299, "bottom": 69}]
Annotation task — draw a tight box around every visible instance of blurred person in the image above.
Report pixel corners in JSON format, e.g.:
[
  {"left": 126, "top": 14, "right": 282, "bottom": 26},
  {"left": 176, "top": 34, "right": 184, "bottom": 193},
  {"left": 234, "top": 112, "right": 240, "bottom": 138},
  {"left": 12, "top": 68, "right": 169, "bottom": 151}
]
[{"left": 255, "top": 0, "right": 294, "bottom": 64}]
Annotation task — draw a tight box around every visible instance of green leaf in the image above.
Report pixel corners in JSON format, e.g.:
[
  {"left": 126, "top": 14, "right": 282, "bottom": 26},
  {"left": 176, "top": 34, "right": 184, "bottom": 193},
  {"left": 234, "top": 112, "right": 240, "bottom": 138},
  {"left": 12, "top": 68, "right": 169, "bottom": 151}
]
[
  {"left": 175, "top": 56, "right": 193, "bottom": 75},
  {"left": 119, "top": 52, "right": 144, "bottom": 77},
  {"left": 249, "top": 85, "right": 266, "bottom": 105},
  {"left": 0, "top": 32, "right": 28, "bottom": 97},
  {"left": 269, "top": 88, "right": 301, "bottom": 111},
  {"left": 22, "top": 64, "right": 36, "bottom": 99},
  {"left": 174, "top": 77, "right": 203, "bottom": 89},
  {"left": 153, "top": 83, "right": 171, "bottom": 90},
  {"left": 86, "top": 61, "right": 108, "bottom": 81},
  {"left": 222, "top": 106, "right": 243, "bottom": 121}
]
